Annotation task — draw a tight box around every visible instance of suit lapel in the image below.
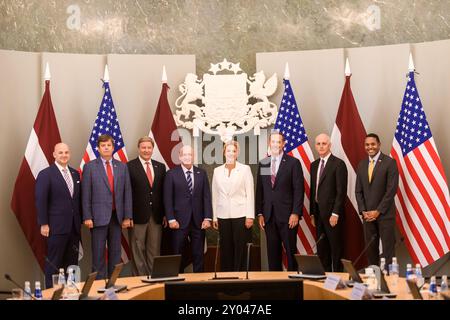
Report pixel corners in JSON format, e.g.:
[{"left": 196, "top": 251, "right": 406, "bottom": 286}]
[
  {"left": 318, "top": 155, "right": 333, "bottom": 187},
  {"left": 193, "top": 166, "right": 201, "bottom": 195},
  {"left": 112, "top": 159, "right": 120, "bottom": 192},
  {"left": 97, "top": 158, "right": 112, "bottom": 191},
  {"left": 177, "top": 166, "right": 191, "bottom": 194},
  {"left": 69, "top": 167, "right": 79, "bottom": 197},
  {"left": 370, "top": 153, "right": 384, "bottom": 184},
  {"left": 52, "top": 164, "right": 73, "bottom": 198},
  {"left": 273, "top": 154, "right": 287, "bottom": 188},
  {"left": 151, "top": 160, "right": 160, "bottom": 188}
]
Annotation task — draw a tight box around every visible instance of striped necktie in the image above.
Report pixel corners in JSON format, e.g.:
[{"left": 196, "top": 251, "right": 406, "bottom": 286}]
[
  {"left": 62, "top": 168, "right": 73, "bottom": 197},
  {"left": 186, "top": 170, "right": 193, "bottom": 194}
]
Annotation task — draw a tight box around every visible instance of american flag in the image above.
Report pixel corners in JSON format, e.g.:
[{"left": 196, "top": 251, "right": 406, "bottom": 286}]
[
  {"left": 390, "top": 71, "right": 450, "bottom": 267},
  {"left": 79, "top": 80, "right": 131, "bottom": 263},
  {"left": 274, "top": 78, "right": 316, "bottom": 254}
]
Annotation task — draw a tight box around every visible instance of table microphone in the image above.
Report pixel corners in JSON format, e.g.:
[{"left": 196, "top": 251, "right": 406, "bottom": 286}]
[
  {"left": 4, "top": 274, "right": 36, "bottom": 300},
  {"left": 353, "top": 234, "right": 377, "bottom": 270},
  {"left": 210, "top": 232, "right": 239, "bottom": 280},
  {"left": 245, "top": 243, "right": 252, "bottom": 280},
  {"left": 310, "top": 233, "right": 325, "bottom": 253}
]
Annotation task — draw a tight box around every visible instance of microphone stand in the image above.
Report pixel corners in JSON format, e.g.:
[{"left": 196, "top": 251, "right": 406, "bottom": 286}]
[
  {"left": 210, "top": 231, "right": 239, "bottom": 280},
  {"left": 353, "top": 234, "right": 377, "bottom": 272},
  {"left": 245, "top": 243, "right": 252, "bottom": 280},
  {"left": 4, "top": 274, "right": 36, "bottom": 300}
]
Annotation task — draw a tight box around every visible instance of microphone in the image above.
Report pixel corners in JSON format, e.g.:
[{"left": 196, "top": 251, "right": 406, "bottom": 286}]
[
  {"left": 311, "top": 233, "right": 325, "bottom": 253},
  {"left": 45, "top": 256, "right": 60, "bottom": 274},
  {"left": 353, "top": 234, "right": 377, "bottom": 269},
  {"left": 210, "top": 231, "right": 239, "bottom": 280},
  {"left": 245, "top": 243, "right": 252, "bottom": 280},
  {"left": 4, "top": 274, "right": 36, "bottom": 300}
]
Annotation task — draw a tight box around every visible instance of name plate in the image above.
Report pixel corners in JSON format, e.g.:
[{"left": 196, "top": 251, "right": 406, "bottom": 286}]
[
  {"left": 324, "top": 275, "right": 343, "bottom": 290},
  {"left": 351, "top": 283, "right": 369, "bottom": 300}
]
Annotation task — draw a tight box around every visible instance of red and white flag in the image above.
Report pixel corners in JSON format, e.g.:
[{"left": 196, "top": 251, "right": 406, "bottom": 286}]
[
  {"left": 390, "top": 56, "right": 450, "bottom": 267},
  {"left": 330, "top": 60, "right": 367, "bottom": 270},
  {"left": 11, "top": 79, "right": 62, "bottom": 270}
]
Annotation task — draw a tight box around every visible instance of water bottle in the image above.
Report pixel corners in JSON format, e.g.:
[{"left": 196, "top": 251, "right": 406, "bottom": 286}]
[
  {"left": 34, "top": 281, "right": 43, "bottom": 300},
  {"left": 65, "top": 268, "right": 78, "bottom": 299},
  {"left": 405, "top": 263, "right": 415, "bottom": 293},
  {"left": 389, "top": 257, "right": 399, "bottom": 286},
  {"left": 440, "top": 275, "right": 448, "bottom": 294},
  {"left": 57, "top": 268, "right": 66, "bottom": 286},
  {"left": 414, "top": 264, "right": 424, "bottom": 288},
  {"left": 67, "top": 268, "right": 75, "bottom": 286},
  {"left": 23, "top": 281, "right": 32, "bottom": 300},
  {"left": 380, "top": 258, "right": 387, "bottom": 276},
  {"left": 429, "top": 276, "right": 438, "bottom": 299},
  {"left": 365, "top": 268, "right": 377, "bottom": 290}
]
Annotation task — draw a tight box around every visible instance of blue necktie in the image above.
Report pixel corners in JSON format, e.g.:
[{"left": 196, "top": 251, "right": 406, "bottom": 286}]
[{"left": 186, "top": 170, "right": 193, "bottom": 194}]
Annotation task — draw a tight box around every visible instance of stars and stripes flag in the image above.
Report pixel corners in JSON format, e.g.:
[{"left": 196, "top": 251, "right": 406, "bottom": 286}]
[
  {"left": 11, "top": 80, "right": 61, "bottom": 270},
  {"left": 330, "top": 74, "right": 367, "bottom": 270},
  {"left": 390, "top": 71, "right": 450, "bottom": 267},
  {"left": 274, "top": 78, "right": 316, "bottom": 255},
  {"left": 79, "top": 80, "right": 131, "bottom": 263}
]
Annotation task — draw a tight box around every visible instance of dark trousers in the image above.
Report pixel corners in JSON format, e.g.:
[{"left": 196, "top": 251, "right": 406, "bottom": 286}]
[
  {"left": 218, "top": 217, "right": 251, "bottom": 271},
  {"left": 314, "top": 211, "right": 343, "bottom": 272},
  {"left": 265, "top": 215, "right": 299, "bottom": 271},
  {"left": 363, "top": 218, "right": 396, "bottom": 267},
  {"left": 91, "top": 211, "right": 122, "bottom": 279},
  {"left": 44, "top": 224, "right": 80, "bottom": 288},
  {"left": 172, "top": 220, "right": 205, "bottom": 273}
]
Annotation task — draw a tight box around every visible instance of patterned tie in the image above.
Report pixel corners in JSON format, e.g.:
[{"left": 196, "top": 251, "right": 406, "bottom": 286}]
[
  {"left": 315, "top": 159, "right": 325, "bottom": 203},
  {"left": 271, "top": 157, "right": 277, "bottom": 188},
  {"left": 368, "top": 159, "right": 375, "bottom": 183},
  {"left": 62, "top": 168, "right": 73, "bottom": 197},
  {"left": 145, "top": 161, "right": 153, "bottom": 187},
  {"left": 106, "top": 160, "right": 115, "bottom": 209},
  {"left": 186, "top": 170, "right": 193, "bottom": 194}
]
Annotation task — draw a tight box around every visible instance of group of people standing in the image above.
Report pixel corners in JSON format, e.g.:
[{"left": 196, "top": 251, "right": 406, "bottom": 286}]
[{"left": 35, "top": 130, "right": 399, "bottom": 288}]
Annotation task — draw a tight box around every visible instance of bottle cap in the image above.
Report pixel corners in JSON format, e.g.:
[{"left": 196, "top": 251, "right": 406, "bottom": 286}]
[
  {"left": 407, "top": 263, "right": 412, "bottom": 268},
  {"left": 35, "top": 281, "right": 40, "bottom": 287},
  {"left": 415, "top": 263, "right": 421, "bottom": 268},
  {"left": 25, "top": 281, "right": 30, "bottom": 286}
]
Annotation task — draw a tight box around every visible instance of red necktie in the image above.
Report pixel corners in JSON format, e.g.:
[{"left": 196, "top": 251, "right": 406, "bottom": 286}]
[
  {"left": 106, "top": 160, "right": 115, "bottom": 210},
  {"left": 145, "top": 162, "right": 153, "bottom": 187}
]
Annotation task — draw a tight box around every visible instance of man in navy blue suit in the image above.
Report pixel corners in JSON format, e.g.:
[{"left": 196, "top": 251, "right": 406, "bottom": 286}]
[
  {"left": 82, "top": 134, "right": 133, "bottom": 279},
  {"left": 256, "top": 131, "right": 304, "bottom": 271},
  {"left": 163, "top": 145, "right": 212, "bottom": 272},
  {"left": 36, "top": 143, "right": 82, "bottom": 288}
]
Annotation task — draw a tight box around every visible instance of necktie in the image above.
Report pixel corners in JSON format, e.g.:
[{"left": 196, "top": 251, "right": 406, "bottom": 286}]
[
  {"left": 186, "top": 170, "right": 193, "bottom": 194},
  {"left": 315, "top": 159, "right": 325, "bottom": 203},
  {"left": 62, "top": 168, "right": 73, "bottom": 197},
  {"left": 368, "top": 159, "right": 375, "bottom": 183},
  {"left": 271, "top": 157, "right": 277, "bottom": 188},
  {"left": 106, "top": 160, "right": 115, "bottom": 209},
  {"left": 145, "top": 161, "right": 153, "bottom": 187}
]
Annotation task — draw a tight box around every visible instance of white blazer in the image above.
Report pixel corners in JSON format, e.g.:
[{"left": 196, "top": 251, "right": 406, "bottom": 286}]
[{"left": 212, "top": 162, "right": 255, "bottom": 221}]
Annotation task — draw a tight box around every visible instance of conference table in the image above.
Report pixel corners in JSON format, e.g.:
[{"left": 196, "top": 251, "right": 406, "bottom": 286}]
[{"left": 42, "top": 271, "right": 430, "bottom": 300}]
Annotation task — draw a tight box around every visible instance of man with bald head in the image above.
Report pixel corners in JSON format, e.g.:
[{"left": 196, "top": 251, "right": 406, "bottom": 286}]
[
  {"left": 36, "top": 143, "right": 82, "bottom": 288},
  {"left": 163, "top": 145, "right": 212, "bottom": 272},
  {"left": 309, "top": 134, "right": 347, "bottom": 272}
]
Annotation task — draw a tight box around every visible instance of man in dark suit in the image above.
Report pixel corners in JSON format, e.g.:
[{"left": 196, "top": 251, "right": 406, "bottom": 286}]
[
  {"left": 256, "top": 131, "right": 304, "bottom": 271},
  {"left": 310, "top": 133, "right": 347, "bottom": 272},
  {"left": 127, "top": 136, "right": 166, "bottom": 276},
  {"left": 163, "top": 145, "right": 212, "bottom": 272},
  {"left": 82, "top": 134, "right": 133, "bottom": 279},
  {"left": 355, "top": 133, "right": 399, "bottom": 267},
  {"left": 35, "top": 143, "right": 81, "bottom": 288}
]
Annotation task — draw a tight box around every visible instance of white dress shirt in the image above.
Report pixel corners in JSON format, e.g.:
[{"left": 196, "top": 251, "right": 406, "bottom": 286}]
[{"left": 139, "top": 156, "right": 154, "bottom": 179}]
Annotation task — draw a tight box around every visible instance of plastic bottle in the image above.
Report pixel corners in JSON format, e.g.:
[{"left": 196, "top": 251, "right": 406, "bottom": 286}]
[
  {"left": 390, "top": 257, "right": 399, "bottom": 286},
  {"left": 429, "top": 276, "right": 438, "bottom": 299},
  {"left": 440, "top": 275, "right": 448, "bottom": 294},
  {"left": 415, "top": 264, "right": 424, "bottom": 288},
  {"left": 380, "top": 257, "right": 388, "bottom": 276},
  {"left": 57, "top": 268, "right": 66, "bottom": 286},
  {"left": 34, "top": 281, "right": 42, "bottom": 300},
  {"left": 23, "top": 281, "right": 32, "bottom": 300}
]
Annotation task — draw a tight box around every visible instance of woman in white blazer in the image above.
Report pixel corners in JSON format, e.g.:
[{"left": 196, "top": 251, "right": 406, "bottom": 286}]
[{"left": 212, "top": 141, "right": 254, "bottom": 271}]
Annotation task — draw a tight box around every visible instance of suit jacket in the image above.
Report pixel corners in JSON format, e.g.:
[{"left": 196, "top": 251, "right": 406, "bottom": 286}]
[
  {"left": 255, "top": 154, "right": 304, "bottom": 223},
  {"left": 35, "top": 163, "right": 81, "bottom": 235},
  {"left": 355, "top": 153, "right": 399, "bottom": 220},
  {"left": 211, "top": 162, "right": 255, "bottom": 220},
  {"left": 82, "top": 158, "right": 133, "bottom": 227},
  {"left": 163, "top": 165, "right": 213, "bottom": 229},
  {"left": 127, "top": 158, "right": 166, "bottom": 224},
  {"left": 310, "top": 154, "right": 348, "bottom": 219}
]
